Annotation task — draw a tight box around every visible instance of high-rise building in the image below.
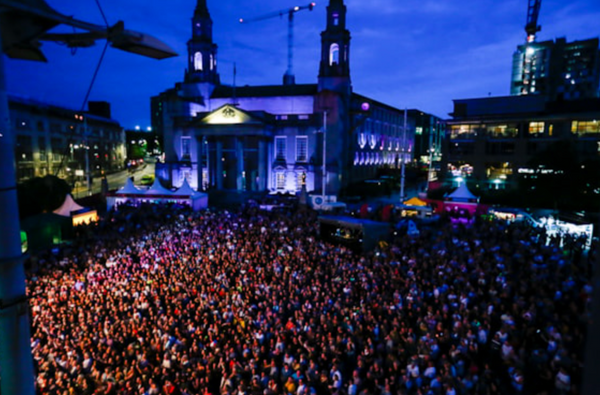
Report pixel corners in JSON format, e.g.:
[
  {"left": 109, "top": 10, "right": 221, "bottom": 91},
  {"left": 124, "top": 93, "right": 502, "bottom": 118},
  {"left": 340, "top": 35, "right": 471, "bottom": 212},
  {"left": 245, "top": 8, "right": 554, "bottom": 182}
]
[
  {"left": 510, "top": 37, "right": 600, "bottom": 100},
  {"left": 152, "top": 0, "right": 421, "bottom": 199}
]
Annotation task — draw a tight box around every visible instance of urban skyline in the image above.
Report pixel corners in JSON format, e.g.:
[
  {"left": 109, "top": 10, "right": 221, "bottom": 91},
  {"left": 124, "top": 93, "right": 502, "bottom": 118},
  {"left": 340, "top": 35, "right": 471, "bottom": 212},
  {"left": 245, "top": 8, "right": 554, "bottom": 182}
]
[{"left": 5, "top": 0, "right": 600, "bottom": 129}]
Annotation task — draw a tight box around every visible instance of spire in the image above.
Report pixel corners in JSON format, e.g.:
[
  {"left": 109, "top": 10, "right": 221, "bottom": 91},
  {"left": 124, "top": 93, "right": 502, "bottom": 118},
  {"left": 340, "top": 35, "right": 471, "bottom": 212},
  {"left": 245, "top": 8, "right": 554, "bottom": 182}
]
[
  {"left": 318, "top": 0, "right": 351, "bottom": 92},
  {"left": 194, "top": 0, "right": 209, "bottom": 17},
  {"left": 186, "top": 0, "right": 219, "bottom": 84}
]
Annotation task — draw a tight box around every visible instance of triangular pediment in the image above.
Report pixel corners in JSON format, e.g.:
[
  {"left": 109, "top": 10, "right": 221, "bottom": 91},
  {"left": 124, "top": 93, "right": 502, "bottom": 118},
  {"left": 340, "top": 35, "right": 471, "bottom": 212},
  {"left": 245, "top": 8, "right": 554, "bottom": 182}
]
[{"left": 199, "top": 104, "right": 263, "bottom": 125}]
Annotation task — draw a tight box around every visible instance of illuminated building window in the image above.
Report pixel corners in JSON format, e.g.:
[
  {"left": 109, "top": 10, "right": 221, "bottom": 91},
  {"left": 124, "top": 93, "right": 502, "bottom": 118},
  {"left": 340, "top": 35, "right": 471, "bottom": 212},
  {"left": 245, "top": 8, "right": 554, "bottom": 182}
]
[
  {"left": 296, "top": 136, "right": 308, "bottom": 162},
  {"left": 332, "top": 13, "right": 339, "bottom": 26},
  {"left": 276, "top": 172, "right": 285, "bottom": 190},
  {"left": 450, "top": 124, "right": 479, "bottom": 139},
  {"left": 571, "top": 120, "right": 600, "bottom": 135},
  {"left": 528, "top": 122, "right": 545, "bottom": 135},
  {"left": 275, "top": 136, "right": 287, "bottom": 161},
  {"left": 486, "top": 124, "right": 518, "bottom": 138},
  {"left": 181, "top": 137, "right": 191, "bottom": 159},
  {"left": 329, "top": 43, "right": 339, "bottom": 65},
  {"left": 194, "top": 52, "right": 203, "bottom": 71},
  {"left": 210, "top": 54, "right": 214, "bottom": 70},
  {"left": 296, "top": 170, "right": 306, "bottom": 190}
]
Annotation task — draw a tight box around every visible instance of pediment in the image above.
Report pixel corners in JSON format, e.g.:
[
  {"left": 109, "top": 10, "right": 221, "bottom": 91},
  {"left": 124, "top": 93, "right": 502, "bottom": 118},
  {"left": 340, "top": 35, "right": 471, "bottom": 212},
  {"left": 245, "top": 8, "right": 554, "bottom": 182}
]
[{"left": 199, "top": 104, "right": 263, "bottom": 125}]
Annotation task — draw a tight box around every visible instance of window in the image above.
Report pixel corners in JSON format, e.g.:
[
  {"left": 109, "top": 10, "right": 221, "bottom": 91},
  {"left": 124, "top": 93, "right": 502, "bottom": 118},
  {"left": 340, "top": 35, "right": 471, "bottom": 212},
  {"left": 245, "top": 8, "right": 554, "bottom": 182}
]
[
  {"left": 275, "top": 136, "right": 286, "bottom": 161},
  {"left": 528, "top": 122, "right": 545, "bottom": 135},
  {"left": 50, "top": 123, "right": 62, "bottom": 133},
  {"left": 38, "top": 137, "right": 47, "bottom": 162},
  {"left": 51, "top": 138, "right": 63, "bottom": 161},
  {"left": 571, "top": 120, "right": 600, "bottom": 135},
  {"left": 448, "top": 142, "right": 475, "bottom": 156},
  {"left": 37, "top": 121, "right": 45, "bottom": 132},
  {"left": 16, "top": 119, "right": 28, "bottom": 130},
  {"left": 296, "top": 170, "right": 306, "bottom": 190},
  {"left": 181, "top": 137, "right": 191, "bottom": 159},
  {"left": 210, "top": 54, "right": 214, "bottom": 70},
  {"left": 194, "top": 52, "right": 203, "bottom": 71},
  {"left": 329, "top": 43, "right": 339, "bottom": 65},
  {"left": 450, "top": 124, "right": 479, "bottom": 139},
  {"left": 276, "top": 172, "right": 285, "bottom": 190},
  {"left": 296, "top": 136, "right": 308, "bottom": 162},
  {"left": 486, "top": 124, "right": 518, "bottom": 138},
  {"left": 16, "top": 136, "right": 33, "bottom": 161},
  {"left": 332, "top": 13, "right": 339, "bottom": 26}
]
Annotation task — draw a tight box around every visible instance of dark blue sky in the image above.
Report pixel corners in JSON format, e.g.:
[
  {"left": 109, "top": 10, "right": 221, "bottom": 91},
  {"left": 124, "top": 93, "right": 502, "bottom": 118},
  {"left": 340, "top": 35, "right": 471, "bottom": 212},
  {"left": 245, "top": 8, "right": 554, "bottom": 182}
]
[{"left": 5, "top": 0, "right": 600, "bottom": 128}]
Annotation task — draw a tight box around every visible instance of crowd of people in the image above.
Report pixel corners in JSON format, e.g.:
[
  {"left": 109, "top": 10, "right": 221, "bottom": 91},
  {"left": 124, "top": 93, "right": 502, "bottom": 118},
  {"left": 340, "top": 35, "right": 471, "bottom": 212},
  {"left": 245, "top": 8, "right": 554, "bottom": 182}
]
[{"left": 25, "top": 202, "right": 594, "bottom": 395}]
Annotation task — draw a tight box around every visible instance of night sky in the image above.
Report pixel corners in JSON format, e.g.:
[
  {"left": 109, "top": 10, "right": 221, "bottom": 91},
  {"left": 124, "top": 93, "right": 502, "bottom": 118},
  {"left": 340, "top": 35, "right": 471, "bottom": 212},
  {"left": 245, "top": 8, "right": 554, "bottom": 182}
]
[{"left": 5, "top": 0, "right": 600, "bottom": 129}]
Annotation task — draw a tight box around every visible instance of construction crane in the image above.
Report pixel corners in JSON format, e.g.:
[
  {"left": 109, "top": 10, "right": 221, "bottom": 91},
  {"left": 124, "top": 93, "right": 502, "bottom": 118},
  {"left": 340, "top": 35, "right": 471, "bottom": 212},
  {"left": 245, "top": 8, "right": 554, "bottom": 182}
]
[
  {"left": 240, "top": 2, "right": 316, "bottom": 85},
  {"left": 525, "top": 0, "right": 542, "bottom": 42}
]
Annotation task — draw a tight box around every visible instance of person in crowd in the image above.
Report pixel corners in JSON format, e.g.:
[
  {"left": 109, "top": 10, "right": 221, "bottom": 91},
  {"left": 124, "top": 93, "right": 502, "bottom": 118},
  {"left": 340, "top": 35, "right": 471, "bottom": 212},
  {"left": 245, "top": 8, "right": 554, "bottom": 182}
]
[{"left": 26, "top": 201, "right": 593, "bottom": 394}]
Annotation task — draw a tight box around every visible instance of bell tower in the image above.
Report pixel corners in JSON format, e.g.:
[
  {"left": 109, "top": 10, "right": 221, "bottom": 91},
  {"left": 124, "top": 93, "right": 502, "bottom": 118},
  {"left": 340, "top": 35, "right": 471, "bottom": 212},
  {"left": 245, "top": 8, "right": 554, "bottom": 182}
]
[
  {"left": 186, "top": 0, "right": 220, "bottom": 84},
  {"left": 318, "top": 0, "right": 351, "bottom": 94}
]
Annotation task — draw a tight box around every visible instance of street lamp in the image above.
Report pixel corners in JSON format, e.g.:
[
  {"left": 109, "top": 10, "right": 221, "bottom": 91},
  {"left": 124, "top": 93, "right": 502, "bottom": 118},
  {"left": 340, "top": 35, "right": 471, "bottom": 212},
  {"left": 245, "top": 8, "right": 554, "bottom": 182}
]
[
  {"left": 322, "top": 110, "right": 327, "bottom": 204},
  {"left": 0, "top": 1, "right": 176, "bottom": 393},
  {"left": 399, "top": 108, "right": 408, "bottom": 202}
]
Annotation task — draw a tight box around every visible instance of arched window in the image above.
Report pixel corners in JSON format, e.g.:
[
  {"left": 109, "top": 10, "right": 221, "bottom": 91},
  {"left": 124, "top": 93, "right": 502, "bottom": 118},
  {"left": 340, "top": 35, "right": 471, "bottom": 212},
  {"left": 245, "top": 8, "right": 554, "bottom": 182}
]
[
  {"left": 329, "top": 43, "right": 339, "bottom": 66},
  {"left": 194, "top": 52, "right": 203, "bottom": 71},
  {"left": 210, "top": 54, "right": 214, "bottom": 70}
]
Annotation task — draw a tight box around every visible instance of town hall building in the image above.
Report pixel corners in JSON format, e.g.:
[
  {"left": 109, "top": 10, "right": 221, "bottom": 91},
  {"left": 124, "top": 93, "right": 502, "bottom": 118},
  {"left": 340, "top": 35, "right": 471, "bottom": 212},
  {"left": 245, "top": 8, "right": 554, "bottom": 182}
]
[{"left": 152, "top": 0, "right": 416, "bottom": 201}]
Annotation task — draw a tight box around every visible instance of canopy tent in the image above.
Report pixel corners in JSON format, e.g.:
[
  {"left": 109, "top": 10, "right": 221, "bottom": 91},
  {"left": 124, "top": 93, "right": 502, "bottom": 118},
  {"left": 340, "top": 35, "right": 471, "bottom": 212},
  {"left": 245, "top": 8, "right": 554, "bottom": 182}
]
[
  {"left": 53, "top": 194, "right": 84, "bottom": 217},
  {"left": 445, "top": 183, "right": 479, "bottom": 203},
  {"left": 403, "top": 196, "right": 428, "bottom": 207},
  {"left": 441, "top": 183, "right": 482, "bottom": 218},
  {"left": 53, "top": 193, "right": 98, "bottom": 226},
  {"left": 107, "top": 178, "right": 146, "bottom": 211},
  {"left": 171, "top": 179, "right": 208, "bottom": 210},
  {"left": 116, "top": 178, "right": 145, "bottom": 195},
  {"left": 145, "top": 178, "right": 173, "bottom": 196},
  {"left": 396, "top": 196, "right": 433, "bottom": 219},
  {"left": 107, "top": 178, "right": 208, "bottom": 211}
]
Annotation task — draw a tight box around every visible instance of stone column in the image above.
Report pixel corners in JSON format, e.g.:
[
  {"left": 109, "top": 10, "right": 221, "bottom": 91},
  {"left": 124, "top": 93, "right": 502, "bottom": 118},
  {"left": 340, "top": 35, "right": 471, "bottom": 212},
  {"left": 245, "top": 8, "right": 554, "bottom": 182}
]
[
  {"left": 216, "top": 139, "right": 223, "bottom": 190},
  {"left": 236, "top": 137, "right": 244, "bottom": 191},
  {"left": 258, "top": 139, "right": 267, "bottom": 191}
]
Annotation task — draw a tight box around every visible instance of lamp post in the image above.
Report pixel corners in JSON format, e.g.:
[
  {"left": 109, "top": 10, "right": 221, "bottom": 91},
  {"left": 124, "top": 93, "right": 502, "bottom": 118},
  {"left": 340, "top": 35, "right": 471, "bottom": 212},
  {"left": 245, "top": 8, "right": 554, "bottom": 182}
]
[
  {"left": 322, "top": 110, "right": 327, "bottom": 204},
  {"left": 426, "top": 144, "right": 435, "bottom": 190},
  {"left": 399, "top": 108, "right": 407, "bottom": 203}
]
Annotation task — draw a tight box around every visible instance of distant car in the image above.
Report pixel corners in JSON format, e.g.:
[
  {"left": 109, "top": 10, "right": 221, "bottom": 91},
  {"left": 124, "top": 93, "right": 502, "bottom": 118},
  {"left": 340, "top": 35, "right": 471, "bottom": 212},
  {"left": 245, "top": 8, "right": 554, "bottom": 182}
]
[{"left": 140, "top": 174, "right": 155, "bottom": 186}]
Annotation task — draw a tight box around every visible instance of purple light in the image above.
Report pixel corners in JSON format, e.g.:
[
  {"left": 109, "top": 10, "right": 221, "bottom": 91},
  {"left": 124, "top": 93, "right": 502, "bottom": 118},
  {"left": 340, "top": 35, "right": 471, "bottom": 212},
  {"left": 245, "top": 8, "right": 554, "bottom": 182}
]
[{"left": 361, "top": 102, "right": 370, "bottom": 111}]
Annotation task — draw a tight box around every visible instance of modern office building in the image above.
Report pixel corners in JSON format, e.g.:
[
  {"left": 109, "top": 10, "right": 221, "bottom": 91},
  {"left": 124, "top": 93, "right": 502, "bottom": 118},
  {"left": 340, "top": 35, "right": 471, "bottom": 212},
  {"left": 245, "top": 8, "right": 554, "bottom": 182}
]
[
  {"left": 443, "top": 95, "right": 600, "bottom": 189},
  {"left": 152, "top": 0, "right": 416, "bottom": 200},
  {"left": 407, "top": 109, "right": 444, "bottom": 170},
  {"left": 9, "top": 97, "right": 126, "bottom": 184},
  {"left": 510, "top": 37, "right": 600, "bottom": 100}
]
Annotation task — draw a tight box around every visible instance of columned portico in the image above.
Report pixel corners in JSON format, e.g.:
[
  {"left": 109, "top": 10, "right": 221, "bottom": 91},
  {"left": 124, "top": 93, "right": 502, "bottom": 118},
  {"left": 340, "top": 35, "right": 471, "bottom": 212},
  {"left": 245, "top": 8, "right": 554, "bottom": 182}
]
[{"left": 192, "top": 104, "right": 274, "bottom": 192}]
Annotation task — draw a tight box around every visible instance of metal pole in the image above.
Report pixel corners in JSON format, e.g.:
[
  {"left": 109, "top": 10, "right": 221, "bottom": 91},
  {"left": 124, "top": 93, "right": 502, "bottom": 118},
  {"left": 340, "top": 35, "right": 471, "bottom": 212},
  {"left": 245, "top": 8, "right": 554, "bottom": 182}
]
[
  {"left": 426, "top": 122, "right": 435, "bottom": 191},
  {"left": 84, "top": 116, "right": 91, "bottom": 195},
  {"left": 399, "top": 108, "right": 407, "bottom": 202},
  {"left": 322, "top": 110, "right": 327, "bottom": 203},
  {"left": 0, "top": 31, "right": 36, "bottom": 395},
  {"left": 287, "top": 11, "right": 294, "bottom": 82}
]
